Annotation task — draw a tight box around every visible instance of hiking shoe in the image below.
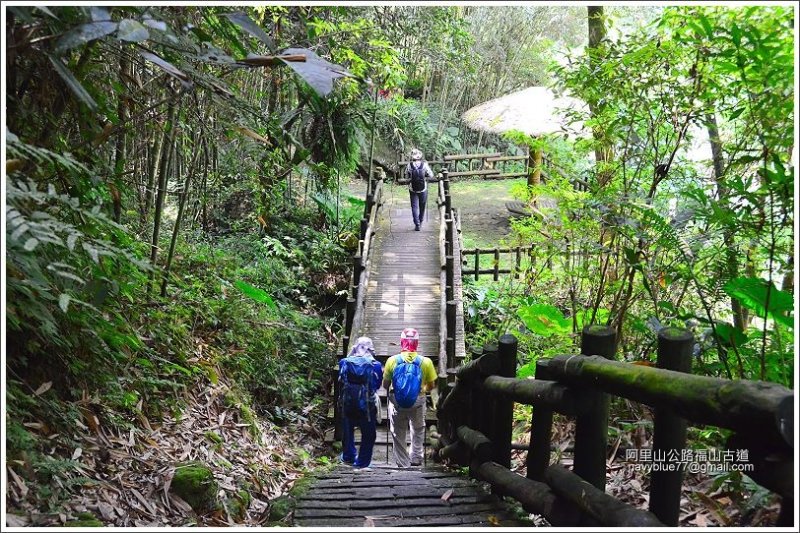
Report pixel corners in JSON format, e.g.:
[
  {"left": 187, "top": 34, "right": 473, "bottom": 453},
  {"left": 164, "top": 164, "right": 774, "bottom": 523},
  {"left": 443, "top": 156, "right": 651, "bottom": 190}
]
[
  {"left": 414, "top": 225, "right": 420, "bottom": 231},
  {"left": 354, "top": 466, "right": 372, "bottom": 472},
  {"left": 410, "top": 460, "right": 422, "bottom": 466}
]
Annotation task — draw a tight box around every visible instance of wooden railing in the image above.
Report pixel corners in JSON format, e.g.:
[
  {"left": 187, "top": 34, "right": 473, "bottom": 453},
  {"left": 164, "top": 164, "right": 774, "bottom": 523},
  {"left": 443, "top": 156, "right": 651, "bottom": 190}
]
[
  {"left": 438, "top": 170, "right": 458, "bottom": 380},
  {"left": 333, "top": 177, "right": 383, "bottom": 440},
  {"left": 341, "top": 177, "right": 383, "bottom": 357},
  {"left": 462, "top": 246, "right": 535, "bottom": 280},
  {"left": 397, "top": 152, "right": 527, "bottom": 180},
  {"left": 434, "top": 326, "right": 794, "bottom": 527}
]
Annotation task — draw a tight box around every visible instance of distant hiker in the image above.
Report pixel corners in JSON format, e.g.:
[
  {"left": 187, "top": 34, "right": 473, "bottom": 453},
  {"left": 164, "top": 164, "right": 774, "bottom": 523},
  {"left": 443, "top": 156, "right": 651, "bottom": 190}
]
[
  {"left": 382, "top": 328, "right": 437, "bottom": 467},
  {"left": 402, "top": 149, "right": 434, "bottom": 231},
  {"left": 339, "top": 336, "right": 383, "bottom": 468}
]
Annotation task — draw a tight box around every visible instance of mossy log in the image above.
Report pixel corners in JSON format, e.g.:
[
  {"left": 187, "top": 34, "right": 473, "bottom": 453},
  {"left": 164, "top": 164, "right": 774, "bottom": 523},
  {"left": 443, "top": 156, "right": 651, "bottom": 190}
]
[
  {"left": 546, "top": 354, "right": 793, "bottom": 447},
  {"left": 543, "top": 465, "right": 664, "bottom": 526},
  {"left": 456, "top": 425, "right": 493, "bottom": 464},
  {"left": 456, "top": 352, "right": 498, "bottom": 382},
  {"left": 171, "top": 462, "right": 219, "bottom": 513},
  {"left": 481, "top": 376, "right": 580, "bottom": 416},
  {"left": 474, "top": 461, "right": 579, "bottom": 526}
]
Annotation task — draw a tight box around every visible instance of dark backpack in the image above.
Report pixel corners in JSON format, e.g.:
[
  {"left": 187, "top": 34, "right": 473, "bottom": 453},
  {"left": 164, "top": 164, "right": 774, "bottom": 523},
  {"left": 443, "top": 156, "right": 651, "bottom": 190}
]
[
  {"left": 339, "top": 355, "right": 375, "bottom": 420},
  {"left": 391, "top": 354, "right": 423, "bottom": 408},
  {"left": 408, "top": 163, "right": 427, "bottom": 192}
]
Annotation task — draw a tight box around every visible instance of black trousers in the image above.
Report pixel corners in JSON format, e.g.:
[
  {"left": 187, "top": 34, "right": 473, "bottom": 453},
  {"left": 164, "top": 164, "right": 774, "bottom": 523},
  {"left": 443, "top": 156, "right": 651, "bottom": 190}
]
[{"left": 409, "top": 189, "right": 428, "bottom": 226}]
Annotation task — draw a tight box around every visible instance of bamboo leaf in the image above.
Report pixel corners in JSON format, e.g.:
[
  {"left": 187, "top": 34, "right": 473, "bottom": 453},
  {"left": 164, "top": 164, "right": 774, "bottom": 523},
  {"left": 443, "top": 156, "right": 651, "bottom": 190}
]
[
  {"left": 34, "top": 381, "right": 53, "bottom": 396},
  {"left": 54, "top": 21, "right": 118, "bottom": 54},
  {"left": 279, "top": 47, "right": 356, "bottom": 97},
  {"left": 233, "top": 126, "right": 271, "bottom": 145},
  {"left": 140, "top": 51, "right": 192, "bottom": 87},
  {"left": 234, "top": 280, "right": 277, "bottom": 310},
  {"left": 47, "top": 55, "right": 99, "bottom": 112},
  {"left": 117, "top": 19, "right": 149, "bottom": 42},
  {"left": 142, "top": 16, "right": 167, "bottom": 32},
  {"left": 223, "top": 11, "right": 274, "bottom": 51},
  {"left": 89, "top": 7, "right": 110, "bottom": 22}
]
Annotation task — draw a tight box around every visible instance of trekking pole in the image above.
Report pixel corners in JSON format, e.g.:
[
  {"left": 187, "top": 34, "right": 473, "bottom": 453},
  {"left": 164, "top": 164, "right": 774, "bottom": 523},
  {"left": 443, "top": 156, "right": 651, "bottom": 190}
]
[
  {"left": 423, "top": 394, "right": 428, "bottom": 468},
  {"left": 385, "top": 396, "right": 389, "bottom": 464}
]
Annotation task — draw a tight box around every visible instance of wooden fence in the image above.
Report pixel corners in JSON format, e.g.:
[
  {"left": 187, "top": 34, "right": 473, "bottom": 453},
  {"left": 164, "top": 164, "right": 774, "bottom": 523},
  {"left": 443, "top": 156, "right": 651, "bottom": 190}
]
[
  {"left": 398, "top": 152, "right": 527, "bottom": 180},
  {"left": 462, "top": 246, "right": 535, "bottom": 280},
  {"left": 434, "top": 326, "right": 794, "bottom": 527}
]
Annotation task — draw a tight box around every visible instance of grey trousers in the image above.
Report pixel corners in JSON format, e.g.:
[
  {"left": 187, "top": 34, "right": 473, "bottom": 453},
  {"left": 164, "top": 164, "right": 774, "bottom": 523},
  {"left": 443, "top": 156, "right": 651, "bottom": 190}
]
[{"left": 388, "top": 394, "right": 426, "bottom": 467}]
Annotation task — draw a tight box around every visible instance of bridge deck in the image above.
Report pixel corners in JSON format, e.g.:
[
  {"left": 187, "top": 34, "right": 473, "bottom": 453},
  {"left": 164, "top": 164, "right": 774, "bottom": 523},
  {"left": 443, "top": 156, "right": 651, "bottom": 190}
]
[
  {"left": 360, "top": 185, "right": 442, "bottom": 363},
  {"left": 294, "top": 465, "right": 527, "bottom": 527}
]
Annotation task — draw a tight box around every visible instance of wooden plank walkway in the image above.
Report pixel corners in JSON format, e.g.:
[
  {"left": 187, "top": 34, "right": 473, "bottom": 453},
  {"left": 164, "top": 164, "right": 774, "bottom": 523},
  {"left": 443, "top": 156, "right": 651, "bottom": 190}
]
[
  {"left": 328, "top": 185, "right": 444, "bottom": 462},
  {"left": 294, "top": 465, "right": 527, "bottom": 527},
  {"left": 359, "top": 184, "right": 442, "bottom": 362}
]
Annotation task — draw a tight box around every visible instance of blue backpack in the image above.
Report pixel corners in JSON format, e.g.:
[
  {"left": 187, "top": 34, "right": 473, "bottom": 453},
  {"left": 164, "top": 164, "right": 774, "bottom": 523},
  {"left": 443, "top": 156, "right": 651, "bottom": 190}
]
[
  {"left": 392, "top": 354, "right": 423, "bottom": 408},
  {"left": 339, "top": 355, "right": 375, "bottom": 420}
]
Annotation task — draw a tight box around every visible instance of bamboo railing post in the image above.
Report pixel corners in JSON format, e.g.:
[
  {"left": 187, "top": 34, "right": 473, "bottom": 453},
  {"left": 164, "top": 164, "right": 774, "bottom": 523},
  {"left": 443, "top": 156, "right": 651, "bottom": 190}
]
[
  {"left": 344, "top": 297, "right": 356, "bottom": 343},
  {"left": 493, "top": 248, "right": 500, "bottom": 280},
  {"left": 515, "top": 247, "right": 522, "bottom": 278},
  {"left": 445, "top": 214, "right": 454, "bottom": 258},
  {"left": 333, "top": 368, "right": 343, "bottom": 441},
  {"left": 528, "top": 359, "right": 554, "bottom": 481},
  {"left": 466, "top": 345, "right": 485, "bottom": 476},
  {"left": 352, "top": 254, "right": 363, "bottom": 288},
  {"left": 573, "top": 325, "right": 617, "bottom": 491},
  {"left": 477, "top": 343, "right": 497, "bottom": 438},
  {"left": 474, "top": 250, "right": 480, "bottom": 280},
  {"left": 492, "top": 334, "right": 518, "bottom": 469},
  {"left": 446, "top": 300, "right": 456, "bottom": 369},
  {"left": 445, "top": 255, "right": 454, "bottom": 301},
  {"left": 649, "top": 327, "right": 693, "bottom": 526}
]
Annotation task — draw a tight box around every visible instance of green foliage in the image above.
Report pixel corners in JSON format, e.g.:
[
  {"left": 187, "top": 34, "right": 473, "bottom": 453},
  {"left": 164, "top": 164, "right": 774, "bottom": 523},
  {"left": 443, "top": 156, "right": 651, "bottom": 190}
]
[
  {"left": 517, "top": 303, "right": 571, "bottom": 337},
  {"left": 723, "top": 277, "right": 793, "bottom": 329},
  {"left": 235, "top": 280, "right": 277, "bottom": 310}
]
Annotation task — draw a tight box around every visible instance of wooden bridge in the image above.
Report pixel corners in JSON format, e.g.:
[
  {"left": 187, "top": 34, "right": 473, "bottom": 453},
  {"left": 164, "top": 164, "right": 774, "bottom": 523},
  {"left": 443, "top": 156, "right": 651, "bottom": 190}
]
[{"left": 300, "top": 169, "right": 794, "bottom": 527}]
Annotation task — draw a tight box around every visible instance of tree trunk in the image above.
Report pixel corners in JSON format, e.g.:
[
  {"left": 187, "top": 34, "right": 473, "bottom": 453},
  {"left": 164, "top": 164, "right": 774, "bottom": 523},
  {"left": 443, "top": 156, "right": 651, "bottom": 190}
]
[
  {"left": 587, "top": 7, "right": 613, "bottom": 187},
  {"left": 143, "top": 126, "right": 166, "bottom": 229},
  {"left": 706, "top": 113, "right": 748, "bottom": 330},
  {"left": 161, "top": 136, "right": 202, "bottom": 297},
  {"left": 148, "top": 98, "right": 180, "bottom": 292}
]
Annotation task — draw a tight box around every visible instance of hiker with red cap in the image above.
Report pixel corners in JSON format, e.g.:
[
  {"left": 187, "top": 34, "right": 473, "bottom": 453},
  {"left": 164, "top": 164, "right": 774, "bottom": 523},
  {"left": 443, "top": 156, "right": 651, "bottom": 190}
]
[{"left": 382, "top": 327, "right": 437, "bottom": 467}]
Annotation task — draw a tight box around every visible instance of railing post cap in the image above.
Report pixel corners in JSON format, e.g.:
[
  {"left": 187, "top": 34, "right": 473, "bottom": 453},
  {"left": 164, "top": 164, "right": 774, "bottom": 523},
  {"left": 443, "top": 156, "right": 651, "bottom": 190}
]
[
  {"left": 499, "top": 333, "right": 518, "bottom": 347},
  {"left": 581, "top": 324, "right": 615, "bottom": 339},
  {"left": 658, "top": 327, "right": 693, "bottom": 342}
]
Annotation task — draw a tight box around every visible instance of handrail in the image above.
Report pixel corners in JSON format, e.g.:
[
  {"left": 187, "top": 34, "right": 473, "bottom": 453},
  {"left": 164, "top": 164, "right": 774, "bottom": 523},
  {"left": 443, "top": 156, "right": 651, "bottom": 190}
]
[
  {"left": 434, "top": 327, "right": 794, "bottom": 527},
  {"left": 437, "top": 179, "right": 448, "bottom": 387},
  {"left": 334, "top": 177, "right": 383, "bottom": 441},
  {"left": 343, "top": 178, "right": 383, "bottom": 355}
]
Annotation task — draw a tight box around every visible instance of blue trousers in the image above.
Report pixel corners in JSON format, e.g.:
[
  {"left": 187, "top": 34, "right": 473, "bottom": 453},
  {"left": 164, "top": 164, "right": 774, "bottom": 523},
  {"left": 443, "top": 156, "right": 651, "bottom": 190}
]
[
  {"left": 341, "top": 406, "right": 377, "bottom": 467},
  {"left": 410, "top": 189, "right": 428, "bottom": 226}
]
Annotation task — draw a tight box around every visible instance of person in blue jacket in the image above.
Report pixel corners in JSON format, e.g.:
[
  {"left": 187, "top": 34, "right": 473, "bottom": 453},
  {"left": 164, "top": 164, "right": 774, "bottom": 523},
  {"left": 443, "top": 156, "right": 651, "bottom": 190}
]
[{"left": 339, "top": 337, "right": 383, "bottom": 468}]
